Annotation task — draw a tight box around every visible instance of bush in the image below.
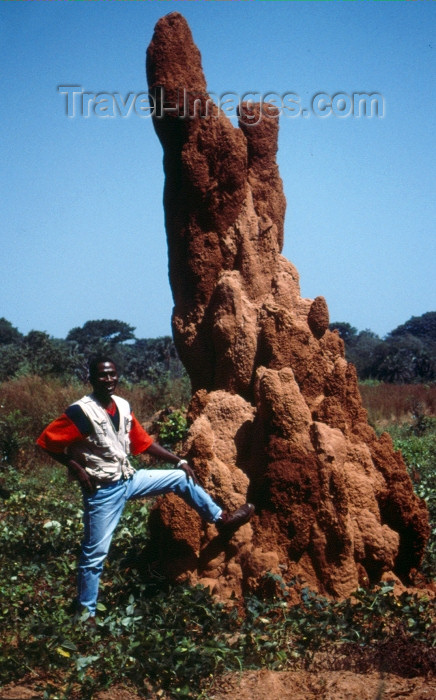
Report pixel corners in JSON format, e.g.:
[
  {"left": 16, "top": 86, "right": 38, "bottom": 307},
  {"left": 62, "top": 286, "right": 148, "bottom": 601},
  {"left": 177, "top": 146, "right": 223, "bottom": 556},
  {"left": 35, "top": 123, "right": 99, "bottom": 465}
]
[
  {"left": 120, "top": 373, "right": 191, "bottom": 422},
  {"left": 156, "top": 408, "right": 188, "bottom": 448},
  {"left": 0, "top": 409, "right": 32, "bottom": 467},
  {"left": 382, "top": 417, "right": 436, "bottom": 578}
]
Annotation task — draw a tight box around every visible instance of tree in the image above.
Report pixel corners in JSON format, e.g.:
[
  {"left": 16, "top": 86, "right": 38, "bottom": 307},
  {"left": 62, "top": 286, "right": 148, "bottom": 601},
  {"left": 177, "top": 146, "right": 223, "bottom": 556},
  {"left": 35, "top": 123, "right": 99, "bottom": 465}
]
[
  {"left": 66, "top": 320, "right": 136, "bottom": 354},
  {"left": 371, "top": 335, "right": 435, "bottom": 383},
  {"left": 388, "top": 312, "right": 436, "bottom": 343},
  {"left": 330, "top": 315, "right": 436, "bottom": 382},
  {"left": 21, "top": 331, "right": 84, "bottom": 379},
  {"left": 0, "top": 344, "right": 26, "bottom": 382},
  {"left": 0, "top": 318, "right": 22, "bottom": 346},
  {"left": 123, "top": 336, "right": 185, "bottom": 382},
  {"left": 380, "top": 312, "right": 436, "bottom": 382},
  {"left": 349, "top": 330, "right": 382, "bottom": 379},
  {"left": 0, "top": 331, "right": 84, "bottom": 381}
]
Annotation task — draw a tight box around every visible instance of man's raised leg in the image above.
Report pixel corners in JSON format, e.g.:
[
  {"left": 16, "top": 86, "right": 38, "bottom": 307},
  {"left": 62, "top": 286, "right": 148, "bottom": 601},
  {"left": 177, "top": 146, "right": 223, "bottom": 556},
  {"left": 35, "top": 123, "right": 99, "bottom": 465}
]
[{"left": 126, "top": 468, "right": 222, "bottom": 523}]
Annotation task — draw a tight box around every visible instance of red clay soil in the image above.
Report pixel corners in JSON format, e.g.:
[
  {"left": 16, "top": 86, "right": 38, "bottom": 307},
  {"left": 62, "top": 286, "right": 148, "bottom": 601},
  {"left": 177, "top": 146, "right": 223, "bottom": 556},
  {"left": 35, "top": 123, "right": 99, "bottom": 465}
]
[
  {"left": 0, "top": 671, "right": 435, "bottom": 699},
  {"left": 208, "top": 670, "right": 436, "bottom": 699}
]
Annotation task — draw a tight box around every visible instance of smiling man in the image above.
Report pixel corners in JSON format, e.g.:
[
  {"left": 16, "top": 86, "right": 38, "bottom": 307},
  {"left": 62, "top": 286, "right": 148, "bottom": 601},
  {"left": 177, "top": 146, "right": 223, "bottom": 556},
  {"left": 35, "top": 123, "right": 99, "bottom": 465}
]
[{"left": 37, "top": 355, "right": 254, "bottom": 621}]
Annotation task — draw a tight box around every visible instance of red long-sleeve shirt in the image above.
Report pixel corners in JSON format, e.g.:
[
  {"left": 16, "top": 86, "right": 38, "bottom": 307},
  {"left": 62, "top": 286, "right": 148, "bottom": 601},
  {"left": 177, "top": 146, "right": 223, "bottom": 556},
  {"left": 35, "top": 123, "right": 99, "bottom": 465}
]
[{"left": 37, "top": 400, "right": 153, "bottom": 456}]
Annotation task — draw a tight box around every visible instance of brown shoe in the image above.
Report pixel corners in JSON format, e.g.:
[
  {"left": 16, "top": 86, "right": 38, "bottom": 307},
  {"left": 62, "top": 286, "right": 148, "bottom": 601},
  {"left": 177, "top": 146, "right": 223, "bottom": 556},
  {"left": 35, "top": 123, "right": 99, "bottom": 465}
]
[{"left": 216, "top": 503, "right": 255, "bottom": 534}]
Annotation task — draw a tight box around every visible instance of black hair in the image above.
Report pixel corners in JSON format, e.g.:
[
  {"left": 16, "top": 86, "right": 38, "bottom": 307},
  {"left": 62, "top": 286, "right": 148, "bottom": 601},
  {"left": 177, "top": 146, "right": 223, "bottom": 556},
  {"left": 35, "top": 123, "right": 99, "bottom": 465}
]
[{"left": 88, "top": 355, "right": 117, "bottom": 380}]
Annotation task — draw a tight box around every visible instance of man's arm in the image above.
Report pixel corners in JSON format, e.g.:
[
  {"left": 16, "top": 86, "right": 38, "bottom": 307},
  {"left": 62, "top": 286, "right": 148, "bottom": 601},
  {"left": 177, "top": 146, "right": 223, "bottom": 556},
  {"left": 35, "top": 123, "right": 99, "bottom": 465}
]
[
  {"left": 129, "top": 414, "right": 199, "bottom": 483},
  {"left": 38, "top": 447, "right": 96, "bottom": 493},
  {"left": 37, "top": 408, "right": 97, "bottom": 493},
  {"left": 143, "top": 442, "right": 199, "bottom": 484}
]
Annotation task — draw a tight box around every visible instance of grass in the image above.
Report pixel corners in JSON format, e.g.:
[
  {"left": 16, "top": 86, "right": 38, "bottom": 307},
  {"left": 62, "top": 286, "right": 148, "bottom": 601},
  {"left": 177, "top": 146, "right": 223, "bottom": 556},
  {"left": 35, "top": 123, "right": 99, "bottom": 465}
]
[{"left": 358, "top": 381, "right": 436, "bottom": 426}]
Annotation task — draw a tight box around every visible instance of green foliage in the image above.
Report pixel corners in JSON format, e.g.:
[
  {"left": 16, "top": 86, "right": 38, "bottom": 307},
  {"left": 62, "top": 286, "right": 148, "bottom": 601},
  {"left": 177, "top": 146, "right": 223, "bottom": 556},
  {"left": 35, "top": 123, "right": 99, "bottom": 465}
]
[
  {"left": 2, "top": 311, "right": 435, "bottom": 385},
  {"left": 66, "top": 319, "right": 136, "bottom": 353},
  {"left": 383, "top": 417, "right": 436, "bottom": 578},
  {"left": 0, "top": 317, "right": 186, "bottom": 386},
  {"left": 371, "top": 335, "right": 435, "bottom": 383},
  {"left": 0, "top": 466, "right": 234, "bottom": 697},
  {"left": 123, "top": 336, "right": 186, "bottom": 383},
  {"left": 389, "top": 312, "right": 436, "bottom": 343},
  {"left": 349, "top": 330, "right": 383, "bottom": 378},
  {"left": 157, "top": 408, "right": 188, "bottom": 448},
  {"left": 0, "top": 462, "right": 434, "bottom": 699},
  {"left": 0, "top": 409, "right": 32, "bottom": 467},
  {"left": 237, "top": 577, "right": 435, "bottom": 674},
  {"left": 0, "top": 317, "right": 22, "bottom": 345},
  {"left": 331, "top": 311, "right": 436, "bottom": 383},
  {"left": 0, "top": 331, "right": 84, "bottom": 382}
]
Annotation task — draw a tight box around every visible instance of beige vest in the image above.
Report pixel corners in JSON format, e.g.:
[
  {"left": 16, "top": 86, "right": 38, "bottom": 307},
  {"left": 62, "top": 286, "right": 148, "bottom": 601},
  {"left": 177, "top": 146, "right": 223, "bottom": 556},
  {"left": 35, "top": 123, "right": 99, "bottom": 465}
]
[{"left": 67, "top": 394, "right": 136, "bottom": 484}]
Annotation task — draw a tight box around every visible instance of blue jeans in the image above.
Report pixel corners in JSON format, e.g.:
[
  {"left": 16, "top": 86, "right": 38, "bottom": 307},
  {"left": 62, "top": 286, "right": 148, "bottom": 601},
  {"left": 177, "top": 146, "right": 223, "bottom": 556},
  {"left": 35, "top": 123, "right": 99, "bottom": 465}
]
[{"left": 78, "top": 469, "right": 222, "bottom": 615}]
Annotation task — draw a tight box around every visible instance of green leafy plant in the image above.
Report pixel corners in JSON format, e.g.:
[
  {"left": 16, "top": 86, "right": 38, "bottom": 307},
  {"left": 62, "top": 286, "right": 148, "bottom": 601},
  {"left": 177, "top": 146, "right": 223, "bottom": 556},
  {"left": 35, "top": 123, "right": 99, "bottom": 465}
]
[
  {"left": 0, "top": 408, "right": 31, "bottom": 466},
  {"left": 383, "top": 417, "right": 436, "bottom": 577},
  {"left": 156, "top": 408, "right": 188, "bottom": 448}
]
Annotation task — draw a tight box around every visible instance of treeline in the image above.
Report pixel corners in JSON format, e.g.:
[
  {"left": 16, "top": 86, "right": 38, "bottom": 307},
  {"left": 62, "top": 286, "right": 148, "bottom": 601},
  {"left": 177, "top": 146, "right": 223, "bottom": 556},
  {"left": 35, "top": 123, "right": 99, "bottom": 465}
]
[
  {"left": 0, "top": 318, "right": 184, "bottom": 384},
  {"left": 330, "top": 311, "right": 436, "bottom": 383},
  {"left": 0, "top": 312, "right": 435, "bottom": 385}
]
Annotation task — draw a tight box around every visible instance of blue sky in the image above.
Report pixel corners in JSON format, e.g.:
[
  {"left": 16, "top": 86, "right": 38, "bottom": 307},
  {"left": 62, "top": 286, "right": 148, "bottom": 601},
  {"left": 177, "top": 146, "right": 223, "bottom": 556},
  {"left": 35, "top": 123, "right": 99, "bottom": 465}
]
[{"left": 1, "top": 1, "right": 435, "bottom": 342}]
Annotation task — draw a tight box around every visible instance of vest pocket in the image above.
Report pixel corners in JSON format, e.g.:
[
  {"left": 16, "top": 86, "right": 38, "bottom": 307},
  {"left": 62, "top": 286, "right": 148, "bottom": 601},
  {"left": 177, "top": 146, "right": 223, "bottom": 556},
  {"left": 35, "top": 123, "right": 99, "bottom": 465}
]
[{"left": 94, "top": 419, "right": 109, "bottom": 438}]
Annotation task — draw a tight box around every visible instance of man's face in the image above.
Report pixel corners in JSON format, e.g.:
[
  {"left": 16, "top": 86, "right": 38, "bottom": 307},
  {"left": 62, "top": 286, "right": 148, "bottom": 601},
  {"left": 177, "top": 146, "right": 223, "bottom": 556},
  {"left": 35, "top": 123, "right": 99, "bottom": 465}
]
[{"left": 90, "top": 362, "right": 118, "bottom": 400}]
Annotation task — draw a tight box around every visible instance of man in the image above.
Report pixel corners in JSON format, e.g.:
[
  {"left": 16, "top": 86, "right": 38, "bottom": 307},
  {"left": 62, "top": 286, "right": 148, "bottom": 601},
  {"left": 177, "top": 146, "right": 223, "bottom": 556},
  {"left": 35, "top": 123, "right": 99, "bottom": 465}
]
[{"left": 37, "top": 355, "right": 254, "bottom": 620}]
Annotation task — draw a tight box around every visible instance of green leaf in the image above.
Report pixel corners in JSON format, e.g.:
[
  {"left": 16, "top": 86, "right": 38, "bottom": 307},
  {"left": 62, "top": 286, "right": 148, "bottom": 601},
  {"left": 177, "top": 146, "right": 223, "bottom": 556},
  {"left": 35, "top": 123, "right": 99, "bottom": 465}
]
[{"left": 60, "top": 640, "right": 77, "bottom": 651}]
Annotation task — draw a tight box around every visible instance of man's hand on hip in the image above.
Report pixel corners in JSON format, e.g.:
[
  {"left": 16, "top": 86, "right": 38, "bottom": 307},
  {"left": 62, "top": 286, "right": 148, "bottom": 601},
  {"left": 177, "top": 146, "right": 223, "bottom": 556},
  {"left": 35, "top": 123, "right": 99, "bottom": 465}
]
[{"left": 67, "top": 460, "right": 96, "bottom": 493}]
